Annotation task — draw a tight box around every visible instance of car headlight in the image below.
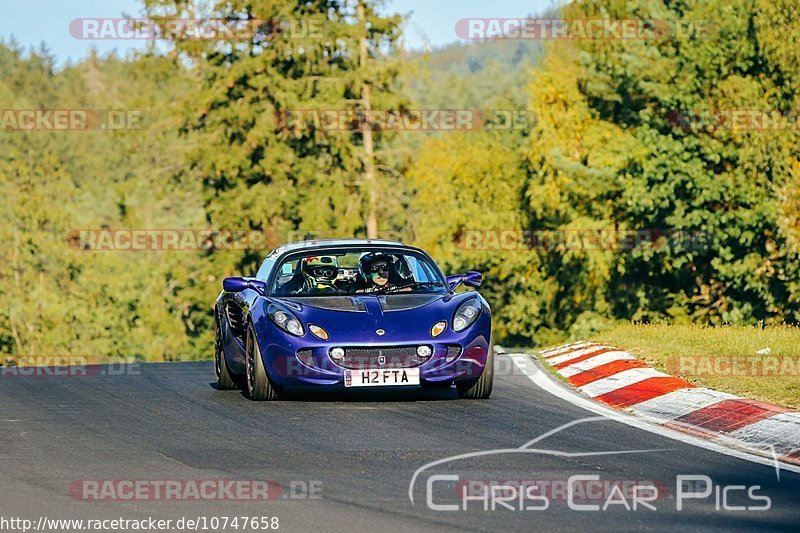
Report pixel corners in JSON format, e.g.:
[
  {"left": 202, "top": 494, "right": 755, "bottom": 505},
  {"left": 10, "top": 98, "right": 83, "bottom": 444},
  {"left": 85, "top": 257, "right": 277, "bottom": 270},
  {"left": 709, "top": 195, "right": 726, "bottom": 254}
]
[
  {"left": 452, "top": 298, "right": 480, "bottom": 332},
  {"left": 268, "top": 304, "right": 304, "bottom": 337}
]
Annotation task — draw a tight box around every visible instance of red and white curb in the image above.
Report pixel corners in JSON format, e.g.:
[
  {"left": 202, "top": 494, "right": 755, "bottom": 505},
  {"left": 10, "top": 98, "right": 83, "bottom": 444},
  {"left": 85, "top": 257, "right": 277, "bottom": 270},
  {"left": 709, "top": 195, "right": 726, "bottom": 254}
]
[{"left": 539, "top": 342, "right": 800, "bottom": 466}]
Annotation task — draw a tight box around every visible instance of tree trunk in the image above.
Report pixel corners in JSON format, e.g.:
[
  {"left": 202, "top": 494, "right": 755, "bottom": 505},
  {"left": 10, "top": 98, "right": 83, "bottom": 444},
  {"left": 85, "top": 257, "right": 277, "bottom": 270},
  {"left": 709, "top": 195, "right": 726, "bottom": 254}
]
[{"left": 358, "top": 1, "right": 378, "bottom": 239}]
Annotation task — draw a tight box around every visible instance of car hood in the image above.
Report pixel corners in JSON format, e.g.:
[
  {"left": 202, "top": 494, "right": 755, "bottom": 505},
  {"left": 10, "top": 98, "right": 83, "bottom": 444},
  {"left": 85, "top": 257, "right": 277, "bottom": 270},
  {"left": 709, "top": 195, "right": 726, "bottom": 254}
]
[
  {"left": 270, "top": 293, "right": 463, "bottom": 342},
  {"left": 280, "top": 294, "right": 446, "bottom": 312}
]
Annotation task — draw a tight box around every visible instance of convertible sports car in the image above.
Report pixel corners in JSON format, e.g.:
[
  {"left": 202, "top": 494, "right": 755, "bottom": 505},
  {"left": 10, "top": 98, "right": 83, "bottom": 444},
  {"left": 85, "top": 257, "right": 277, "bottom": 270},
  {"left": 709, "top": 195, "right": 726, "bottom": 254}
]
[{"left": 214, "top": 239, "right": 493, "bottom": 400}]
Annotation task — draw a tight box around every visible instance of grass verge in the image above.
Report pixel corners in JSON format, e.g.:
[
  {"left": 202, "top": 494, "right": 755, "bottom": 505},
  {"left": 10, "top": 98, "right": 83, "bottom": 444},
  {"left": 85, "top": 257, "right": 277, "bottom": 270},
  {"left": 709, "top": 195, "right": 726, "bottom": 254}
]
[{"left": 590, "top": 323, "right": 800, "bottom": 409}]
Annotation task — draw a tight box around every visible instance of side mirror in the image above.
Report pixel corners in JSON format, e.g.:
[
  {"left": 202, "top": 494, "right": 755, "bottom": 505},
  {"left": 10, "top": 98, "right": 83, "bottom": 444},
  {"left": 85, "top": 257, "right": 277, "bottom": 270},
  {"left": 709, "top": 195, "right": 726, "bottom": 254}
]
[
  {"left": 446, "top": 271, "right": 483, "bottom": 291},
  {"left": 223, "top": 277, "right": 266, "bottom": 295},
  {"left": 463, "top": 271, "right": 483, "bottom": 288}
]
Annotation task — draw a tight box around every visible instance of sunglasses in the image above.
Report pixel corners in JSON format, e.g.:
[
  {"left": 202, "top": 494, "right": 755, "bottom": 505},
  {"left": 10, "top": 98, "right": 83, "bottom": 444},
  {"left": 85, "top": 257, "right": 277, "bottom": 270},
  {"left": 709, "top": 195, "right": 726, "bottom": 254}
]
[
  {"left": 369, "top": 264, "right": 389, "bottom": 274},
  {"left": 309, "top": 266, "right": 337, "bottom": 278}
]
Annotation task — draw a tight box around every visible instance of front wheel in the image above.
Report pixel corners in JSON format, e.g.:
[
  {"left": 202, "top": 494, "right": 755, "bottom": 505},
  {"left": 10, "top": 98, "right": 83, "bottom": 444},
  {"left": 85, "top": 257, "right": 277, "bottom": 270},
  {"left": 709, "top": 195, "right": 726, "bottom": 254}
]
[
  {"left": 245, "top": 323, "right": 281, "bottom": 401},
  {"left": 456, "top": 344, "right": 494, "bottom": 399}
]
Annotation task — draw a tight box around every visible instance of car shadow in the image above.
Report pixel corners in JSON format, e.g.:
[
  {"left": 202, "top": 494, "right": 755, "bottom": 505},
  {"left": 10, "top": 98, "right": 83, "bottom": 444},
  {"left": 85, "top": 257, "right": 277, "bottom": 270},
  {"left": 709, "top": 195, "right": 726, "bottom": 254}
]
[
  {"left": 211, "top": 383, "right": 466, "bottom": 402},
  {"left": 279, "top": 385, "right": 463, "bottom": 402}
]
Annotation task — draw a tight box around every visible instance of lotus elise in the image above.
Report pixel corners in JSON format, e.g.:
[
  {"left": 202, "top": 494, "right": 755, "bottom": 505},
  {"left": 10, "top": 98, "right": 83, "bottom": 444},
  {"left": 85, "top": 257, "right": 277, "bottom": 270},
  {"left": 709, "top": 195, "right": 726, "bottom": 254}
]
[{"left": 214, "top": 239, "right": 492, "bottom": 400}]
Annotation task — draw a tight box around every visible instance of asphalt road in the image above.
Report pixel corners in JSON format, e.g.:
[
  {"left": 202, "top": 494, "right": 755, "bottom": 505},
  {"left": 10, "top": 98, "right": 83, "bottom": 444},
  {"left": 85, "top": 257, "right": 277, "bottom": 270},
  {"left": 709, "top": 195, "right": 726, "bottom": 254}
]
[{"left": 1, "top": 356, "right": 798, "bottom": 532}]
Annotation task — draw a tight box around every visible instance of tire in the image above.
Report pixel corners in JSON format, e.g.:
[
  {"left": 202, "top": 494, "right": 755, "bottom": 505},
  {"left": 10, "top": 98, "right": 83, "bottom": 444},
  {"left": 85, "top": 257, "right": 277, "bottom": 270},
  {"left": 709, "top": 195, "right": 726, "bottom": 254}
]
[
  {"left": 456, "top": 343, "right": 494, "bottom": 399},
  {"left": 214, "top": 316, "right": 239, "bottom": 390},
  {"left": 245, "top": 323, "right": 281, "bottom": 401}
]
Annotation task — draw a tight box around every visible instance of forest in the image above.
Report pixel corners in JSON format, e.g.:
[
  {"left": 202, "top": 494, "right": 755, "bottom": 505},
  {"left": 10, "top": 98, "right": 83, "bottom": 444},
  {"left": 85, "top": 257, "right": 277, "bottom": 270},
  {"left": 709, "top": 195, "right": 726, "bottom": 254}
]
[{"left": 1, "top": 0, "right": 798, "bottom": 361}]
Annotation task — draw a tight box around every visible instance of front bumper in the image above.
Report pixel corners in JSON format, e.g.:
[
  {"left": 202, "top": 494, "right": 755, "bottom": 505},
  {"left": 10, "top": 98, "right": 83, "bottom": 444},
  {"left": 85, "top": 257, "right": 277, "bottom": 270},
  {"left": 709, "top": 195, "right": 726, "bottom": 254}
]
[{"left": 259, "top": 326, "right": 491, "bottom": 387}]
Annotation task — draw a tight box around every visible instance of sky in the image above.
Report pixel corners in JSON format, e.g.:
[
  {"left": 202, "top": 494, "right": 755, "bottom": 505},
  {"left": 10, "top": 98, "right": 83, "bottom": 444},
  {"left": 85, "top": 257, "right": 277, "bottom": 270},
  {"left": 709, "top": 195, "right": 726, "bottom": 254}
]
[{"left": 0, "top": 0, "right": 558, "bottom": 67}]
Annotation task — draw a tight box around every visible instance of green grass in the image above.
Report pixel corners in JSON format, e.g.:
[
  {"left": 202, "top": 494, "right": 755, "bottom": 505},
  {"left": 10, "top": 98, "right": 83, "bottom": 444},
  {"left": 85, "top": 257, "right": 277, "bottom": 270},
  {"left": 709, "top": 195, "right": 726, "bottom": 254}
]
[{"left": 592, "top": 324, "right": 800, "bottom": 409}]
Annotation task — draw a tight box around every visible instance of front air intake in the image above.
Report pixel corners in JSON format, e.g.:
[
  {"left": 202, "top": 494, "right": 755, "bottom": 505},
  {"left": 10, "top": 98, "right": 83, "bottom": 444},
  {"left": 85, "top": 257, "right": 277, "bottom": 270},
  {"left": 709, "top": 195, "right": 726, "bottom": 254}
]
[{"left": 335, "top": 346, "right": 432, "bottom": 369}]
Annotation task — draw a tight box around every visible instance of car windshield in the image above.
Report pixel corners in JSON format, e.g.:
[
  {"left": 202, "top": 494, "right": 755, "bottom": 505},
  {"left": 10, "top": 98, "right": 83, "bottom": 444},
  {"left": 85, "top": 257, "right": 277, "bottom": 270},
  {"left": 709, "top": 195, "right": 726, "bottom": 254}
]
[{"left": 270, "top": 248, "right": 447, "bottom": 296}]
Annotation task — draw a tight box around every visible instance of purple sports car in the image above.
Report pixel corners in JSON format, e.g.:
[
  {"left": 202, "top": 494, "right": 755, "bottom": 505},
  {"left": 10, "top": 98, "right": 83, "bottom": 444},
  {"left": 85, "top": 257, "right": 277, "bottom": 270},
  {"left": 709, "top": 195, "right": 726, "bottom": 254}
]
[{"left": 214, "top": 239, "right": 493, "bottom": 400}]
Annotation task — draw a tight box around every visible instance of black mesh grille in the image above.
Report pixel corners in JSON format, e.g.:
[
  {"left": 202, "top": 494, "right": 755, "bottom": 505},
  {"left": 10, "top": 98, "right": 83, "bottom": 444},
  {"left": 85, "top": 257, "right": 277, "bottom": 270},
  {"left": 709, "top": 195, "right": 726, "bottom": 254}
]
[
  {"left": 296, "top": 349, "right": 314, "bottom": 367},
  {"left": 446, "top": 345, "right": 461, "bottom": 361},
  {"left": 337, "top": 346, "right": 431, "bottom": 369}
]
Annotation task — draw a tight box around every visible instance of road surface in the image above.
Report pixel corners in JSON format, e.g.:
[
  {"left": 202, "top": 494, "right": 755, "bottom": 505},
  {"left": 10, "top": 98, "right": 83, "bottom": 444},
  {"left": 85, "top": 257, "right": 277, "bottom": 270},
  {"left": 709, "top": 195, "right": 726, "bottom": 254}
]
[{"left": 1, "top": 356, "right": 798, "bottom": 531}]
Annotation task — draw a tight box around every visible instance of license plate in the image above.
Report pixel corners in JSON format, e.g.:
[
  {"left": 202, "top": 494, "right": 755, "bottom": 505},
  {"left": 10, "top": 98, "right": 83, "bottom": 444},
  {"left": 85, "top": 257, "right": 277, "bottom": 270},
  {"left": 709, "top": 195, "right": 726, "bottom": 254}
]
[{"left": 344, "top": 368, "right": 420, "bottom": 387}]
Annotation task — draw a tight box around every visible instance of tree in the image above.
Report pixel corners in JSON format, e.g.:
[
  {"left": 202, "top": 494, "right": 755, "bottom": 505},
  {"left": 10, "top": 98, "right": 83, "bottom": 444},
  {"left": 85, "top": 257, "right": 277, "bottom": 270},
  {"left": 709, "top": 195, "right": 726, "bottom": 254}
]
[
  {"left": 142, "top": 0, "right": 407, "bottom": 256},
  {"left": 525, "top": 0, "right": 800, "bottom": 328}
]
